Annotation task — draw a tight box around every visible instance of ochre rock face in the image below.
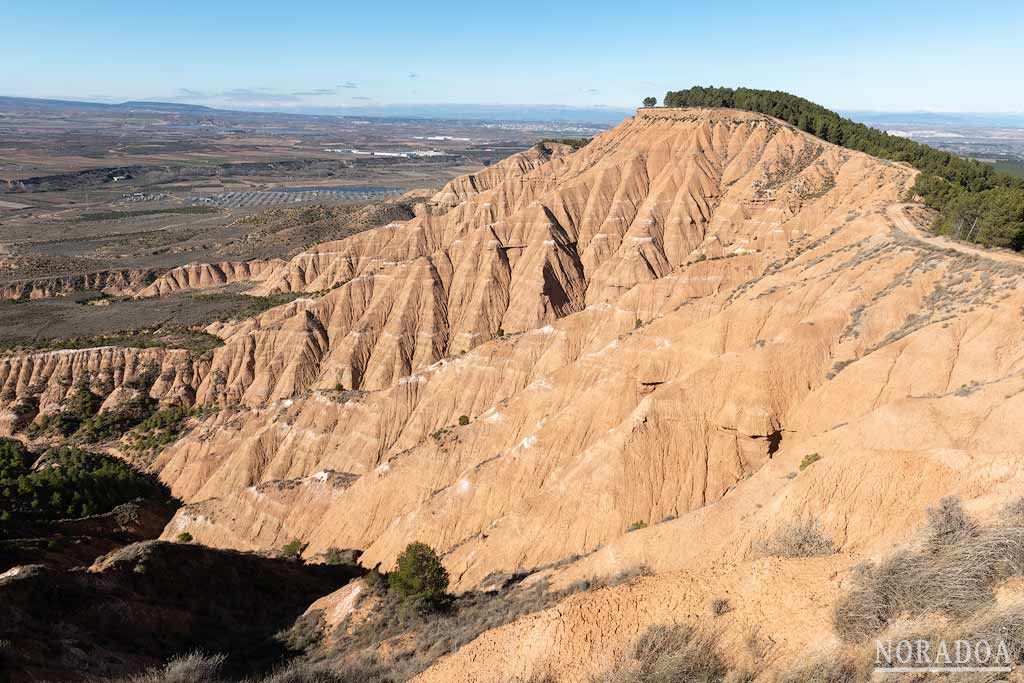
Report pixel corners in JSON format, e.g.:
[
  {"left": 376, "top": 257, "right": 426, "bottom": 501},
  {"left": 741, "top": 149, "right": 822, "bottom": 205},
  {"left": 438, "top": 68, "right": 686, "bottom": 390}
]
[
  {"left": 153, "top": 108, "right": 932, "bottom": 580},
  {"left": 0, "top": 346, "right": 203, "bottom": 429},
  {"left": 136, "top": 259, "right": 284, "bottom": 297}
]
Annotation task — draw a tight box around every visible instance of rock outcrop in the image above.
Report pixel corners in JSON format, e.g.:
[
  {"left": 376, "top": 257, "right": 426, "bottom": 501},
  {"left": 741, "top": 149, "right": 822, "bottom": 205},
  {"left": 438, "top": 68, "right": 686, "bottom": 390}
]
[
  {"left": 0, "top": 346, "right": 205, "bottom": 429},
  {"left": 136, "top": 259, "right": 285, "bottom": 297},
  {"left": 0, "top": 267, "right": 162, "bottom": 300}
]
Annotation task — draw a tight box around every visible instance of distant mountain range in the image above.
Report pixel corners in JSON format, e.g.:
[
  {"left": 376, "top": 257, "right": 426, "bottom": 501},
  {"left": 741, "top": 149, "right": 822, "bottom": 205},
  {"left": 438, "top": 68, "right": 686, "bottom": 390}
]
[
  {"left": 0, "top": 95, "right": 630, "bottom": 125},
  {"left": 0, "top": 95, "right": 218, "bottom": 114},
  {"left": 4, "top": 94, "right": 1022, "bottom": 128},
  {"left": 844, "top": 110, "right": 1024, "bottom": 127}
]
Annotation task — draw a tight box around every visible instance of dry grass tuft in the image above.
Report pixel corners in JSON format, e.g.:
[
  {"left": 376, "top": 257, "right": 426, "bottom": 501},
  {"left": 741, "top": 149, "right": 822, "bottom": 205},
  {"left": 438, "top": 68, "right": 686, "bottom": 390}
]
[
  {"left": 775, "top": 654, "right": 860, "bottom": 683},
  {"left": 117, "top": 653, "right": 395, "bottom": 683},
  {"left": 924, "top": 496, "right": 978, "bottom": 549},
  {"left": 119, "top": 653, "right": 226, "bottom": 683},
  {"left": 593, "top": 623, "right": 727, "bottom": 683},
  {"left": 757, "top": 516, "right": 836, "bottom": 558}
]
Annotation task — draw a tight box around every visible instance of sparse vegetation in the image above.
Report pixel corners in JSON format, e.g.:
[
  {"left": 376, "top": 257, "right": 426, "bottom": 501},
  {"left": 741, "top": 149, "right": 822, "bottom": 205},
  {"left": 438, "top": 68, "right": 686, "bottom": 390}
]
[
  {"left": 710, "top": 598, "right": 731, "bottom": 616},
  {"left": 833, "top": 496, "right": 1024, "bottom": 641},
  {"left": 627, "top": 520, "right": 648, "bottom": 532},
  {"left": 593, "top": 623, "right": 728, "bottom": 683},
  {"left": 176, "top": 531, "right": 193, "bottom": 544},
  {"left": 458, "top": 415, "right": 470, "bottom": 426},
  {"left": 663, "top": 86, "right": 1024, "bottom": 250},
  {"left": 74, "top": 206, "right": 219, "bottom": 222},
  {"left": 538, "top": 137, "right": 591, "bottom": 151},
  {"left": 76, "top": 394, "right": 159, "bottom": 443},
  {"left": 325, "top": 561, "right": 647, "bottom": 682},
  {"left": 776, "top": 654, "right": 860, "bottom": 683},
  {"left": 26, "top": 378, "right": 103, "bottom": 438},
  {"left": 193, "top": 292, "right": 304, "bottom": 321},
  {"left": 757, "top": 516, "right": 836, "bottom": 558},
  {"left": 0, "top": 327, "right": 223, "bottom": 356},
  {"left": 125, "top": 405, "right": 207, "bottom": 460},
  {"left": 799, "top": 453, "right": 822, "bottom": 470}
]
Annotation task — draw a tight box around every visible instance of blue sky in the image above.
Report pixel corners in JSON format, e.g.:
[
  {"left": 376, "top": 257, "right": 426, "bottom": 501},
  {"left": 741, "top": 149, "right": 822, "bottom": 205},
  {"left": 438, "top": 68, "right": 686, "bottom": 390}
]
[{"left": 3, "top": 0, "right": 1022, "bottom": 113}]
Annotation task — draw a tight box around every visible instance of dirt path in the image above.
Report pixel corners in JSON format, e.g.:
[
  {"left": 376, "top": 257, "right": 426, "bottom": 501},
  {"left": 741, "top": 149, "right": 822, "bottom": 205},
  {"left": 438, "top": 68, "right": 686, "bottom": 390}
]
[{"left": 887, "top": 202, "right": 1024, "bottom": 265}]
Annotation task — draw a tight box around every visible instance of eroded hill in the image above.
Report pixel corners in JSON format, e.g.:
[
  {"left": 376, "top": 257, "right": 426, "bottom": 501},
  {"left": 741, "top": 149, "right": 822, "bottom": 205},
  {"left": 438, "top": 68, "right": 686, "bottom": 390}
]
[{"left": 5, "top": 107, "right": 1024, "bottom": 680}]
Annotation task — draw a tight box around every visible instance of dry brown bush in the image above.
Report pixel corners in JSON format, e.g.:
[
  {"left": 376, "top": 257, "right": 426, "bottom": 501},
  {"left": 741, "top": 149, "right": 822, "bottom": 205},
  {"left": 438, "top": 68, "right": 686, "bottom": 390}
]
[
  {"left": 592, "top": 623, "right": 727, "bottom": 683},
  {"left": 757, "top": 516, "right": 836, "bottom": 558}
]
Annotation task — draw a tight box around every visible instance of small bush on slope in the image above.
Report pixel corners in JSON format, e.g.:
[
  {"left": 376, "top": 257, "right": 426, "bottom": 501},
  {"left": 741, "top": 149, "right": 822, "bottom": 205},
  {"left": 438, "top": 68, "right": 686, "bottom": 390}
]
[
  {"left": 924, "top": 495, "right": 978, "bottom": 549},
  {"left": 592, "top": 623, "right": 728, "bottom": 683},
  {"left": 388, "top": 542, "right": 450, "bottom": 610},
  {"left": 757, "top": 516, "right": 836, "bottom": 558},
  {"left": 122, "top": 653, "right": 226, "bottom": 683},
  {"left": 775, "top": 654, "right": 861, "bottom": 683}
]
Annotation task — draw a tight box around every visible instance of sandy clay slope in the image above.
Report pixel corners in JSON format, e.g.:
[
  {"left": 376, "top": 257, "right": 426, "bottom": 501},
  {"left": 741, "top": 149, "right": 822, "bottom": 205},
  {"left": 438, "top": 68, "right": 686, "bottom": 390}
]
[{"left": 8, "top": 107, "right": 1024, "bottom": 679}]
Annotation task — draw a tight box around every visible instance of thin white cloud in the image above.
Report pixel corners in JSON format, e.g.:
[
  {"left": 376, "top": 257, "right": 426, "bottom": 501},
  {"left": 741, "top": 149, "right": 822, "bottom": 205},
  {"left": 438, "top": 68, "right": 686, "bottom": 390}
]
[{"left": 291, "top": 88, "right": 338, "bottom": 96}]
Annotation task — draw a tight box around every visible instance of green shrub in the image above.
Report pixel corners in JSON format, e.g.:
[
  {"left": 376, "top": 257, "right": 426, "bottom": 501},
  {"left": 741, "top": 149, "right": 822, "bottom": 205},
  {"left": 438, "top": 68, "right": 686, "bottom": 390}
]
[
  {"left": 176, "top": 532, "right": 193, "bottom": 544},
  {"left": 627, "top": 520, "right": 648, "bottom": 532},
  {"left": 458, "top": 415, "right": 470, "bottom": 426},
  {"left": 280, "top": 538, "right": 306, "bottom": 560},
  {"left": 28, "top": 379, "right": 103, "bottom": 438},
  {"left": 799, "top": 453, "right": 822, "bottom": 470},
  {"left": 388, "top": 542, "right": 450, "bottom": 609},
  {"left": 125, "top": 405, "right": 202, "bottom": 460},
  {"left": 76, "top": 395, "right": 158, "bottom": 443},
  {"left": 364, "top": 568, "right": 388, "bottom": 594}
]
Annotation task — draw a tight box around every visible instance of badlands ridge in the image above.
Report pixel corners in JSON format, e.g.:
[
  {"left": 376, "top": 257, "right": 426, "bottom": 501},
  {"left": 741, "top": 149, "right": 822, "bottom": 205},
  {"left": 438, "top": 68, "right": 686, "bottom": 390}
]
[{"left": 5, "top": 107, "right": 1024, "bottom": 679}]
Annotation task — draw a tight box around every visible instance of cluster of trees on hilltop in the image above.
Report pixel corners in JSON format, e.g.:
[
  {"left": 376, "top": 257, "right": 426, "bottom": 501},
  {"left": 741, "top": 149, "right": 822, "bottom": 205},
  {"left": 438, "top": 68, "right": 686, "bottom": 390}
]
[{"left": 662, "top": 86, "right": 1024, "bottom": 250}]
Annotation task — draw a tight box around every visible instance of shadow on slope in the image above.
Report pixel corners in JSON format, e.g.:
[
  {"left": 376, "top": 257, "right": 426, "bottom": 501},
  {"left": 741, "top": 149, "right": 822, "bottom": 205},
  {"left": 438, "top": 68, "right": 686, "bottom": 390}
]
[{"left": 0, "top": 540, "right": 364, "bottom": 682}]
